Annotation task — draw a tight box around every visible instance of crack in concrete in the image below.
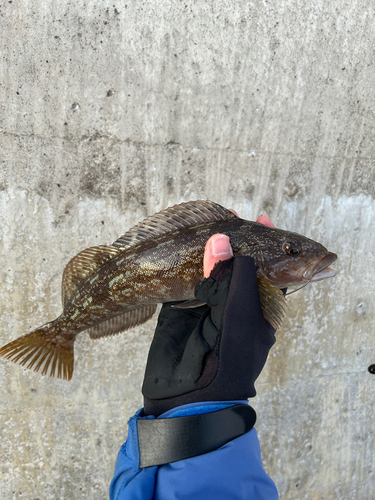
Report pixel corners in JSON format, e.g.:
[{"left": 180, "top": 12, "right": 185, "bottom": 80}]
[{"left": 1, "top": 129, "right": 373, "bottom": 162}]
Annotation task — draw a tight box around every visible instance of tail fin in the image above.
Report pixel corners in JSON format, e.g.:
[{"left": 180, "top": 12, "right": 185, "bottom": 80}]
[{"left": 0, "top": 326, "right": 74, "bottom": 381}]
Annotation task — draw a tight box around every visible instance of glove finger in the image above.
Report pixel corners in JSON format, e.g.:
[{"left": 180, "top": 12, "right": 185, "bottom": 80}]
[{"left": 195, "top": 258, "right": 234, "bottom": 308}]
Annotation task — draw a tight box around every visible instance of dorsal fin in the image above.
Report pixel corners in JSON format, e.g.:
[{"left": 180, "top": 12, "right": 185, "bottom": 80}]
[
  {"left": 62, "top": 245, "right": 121, "bottom": 307},
  {"left": 112, "top": 200, "right": 238, "bottom": 249}
]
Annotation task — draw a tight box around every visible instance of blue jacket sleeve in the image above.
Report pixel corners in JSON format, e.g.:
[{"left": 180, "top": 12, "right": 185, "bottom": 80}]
[{"left": 110, "top": 402, "right": 279, "bottom": 500}]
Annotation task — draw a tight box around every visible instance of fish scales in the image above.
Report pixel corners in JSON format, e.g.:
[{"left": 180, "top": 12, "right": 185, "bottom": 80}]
[
  {"left": 0, "top": 200, "right": 337, "bottom": 380},
  {"left": 68, "top": 220, "right": 266, "bottom": 317}
]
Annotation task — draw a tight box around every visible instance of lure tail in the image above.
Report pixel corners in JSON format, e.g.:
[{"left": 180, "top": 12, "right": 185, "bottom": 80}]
[{"left": 0, "top": 324, "right": 74, "bottom": 381}]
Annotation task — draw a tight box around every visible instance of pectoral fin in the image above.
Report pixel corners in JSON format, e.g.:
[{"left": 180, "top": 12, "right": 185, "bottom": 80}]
[{"left": 257, "top": 278, "right": 287, "bottom": 329}]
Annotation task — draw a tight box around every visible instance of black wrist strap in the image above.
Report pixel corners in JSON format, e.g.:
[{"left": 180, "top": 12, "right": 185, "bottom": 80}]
[{"left": 137, "top": 404, "right": 256, "bottom": 468}]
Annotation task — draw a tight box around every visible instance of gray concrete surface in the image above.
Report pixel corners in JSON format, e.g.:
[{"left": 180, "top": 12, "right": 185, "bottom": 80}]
[{"left": 0, "top": 0, "right": 374, "bottom": 498}]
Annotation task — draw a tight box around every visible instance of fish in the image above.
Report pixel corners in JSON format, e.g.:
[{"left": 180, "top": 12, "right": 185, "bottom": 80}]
[{"left": 0, "top": 200, "right": 337, "bottom": 381}]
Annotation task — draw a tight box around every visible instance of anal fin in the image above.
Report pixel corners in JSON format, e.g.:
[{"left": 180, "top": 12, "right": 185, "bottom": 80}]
[
  {"left": 257, "top": 278, "right": 287, "bottom": 330},
  {"left": 87, "top": 305, "right": 157, "bottom": 339}
]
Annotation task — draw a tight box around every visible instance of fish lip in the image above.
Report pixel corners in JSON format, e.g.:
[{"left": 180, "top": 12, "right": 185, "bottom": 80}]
[
  {"left": 303, "top": 252, "right": 338, "bottom": 281},
  {"left": 310, "top": 267, "right": 336, "bottom": 281}
]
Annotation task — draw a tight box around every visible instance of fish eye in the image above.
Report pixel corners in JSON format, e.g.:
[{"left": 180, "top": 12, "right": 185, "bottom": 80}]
[{"left": 283, "top": 241, "right": 301, "bottom": 256}]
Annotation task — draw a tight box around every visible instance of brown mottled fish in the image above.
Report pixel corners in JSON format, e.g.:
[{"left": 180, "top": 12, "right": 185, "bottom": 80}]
[{"left": 0, "top": 200, "right": 337, "bottom": 381}]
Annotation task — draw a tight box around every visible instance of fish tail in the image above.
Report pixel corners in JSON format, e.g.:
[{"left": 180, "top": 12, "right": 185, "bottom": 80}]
[{"left": 0, "top": 324, "right": 74, "bottom": 381}]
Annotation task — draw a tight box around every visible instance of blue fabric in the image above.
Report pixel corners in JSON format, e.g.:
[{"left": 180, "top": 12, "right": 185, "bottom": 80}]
[
  {"left": 110, "top": 402, "right": 279, "bottom": 500},
  {"left": 160, "top": 399, "right": 248, "bottom": 418}
]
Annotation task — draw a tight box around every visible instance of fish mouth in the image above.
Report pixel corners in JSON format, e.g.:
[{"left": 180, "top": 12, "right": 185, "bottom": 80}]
[{"left": 304, "top": 252, "right": 338, "bottom": 282}]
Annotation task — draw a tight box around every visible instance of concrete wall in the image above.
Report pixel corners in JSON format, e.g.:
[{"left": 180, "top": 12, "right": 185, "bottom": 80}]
[{"left": 1, "top": 1, "right": 374, "bottom": 498}]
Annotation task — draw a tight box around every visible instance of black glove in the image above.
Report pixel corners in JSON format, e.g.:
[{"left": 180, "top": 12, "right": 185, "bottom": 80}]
[{"left": 142, "top": 256, "right": 277, "bottom": 417}]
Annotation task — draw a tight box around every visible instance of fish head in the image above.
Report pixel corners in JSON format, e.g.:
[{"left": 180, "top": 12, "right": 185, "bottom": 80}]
[{"left": 258, "top": 229, "right": 337, "bottom": 289}]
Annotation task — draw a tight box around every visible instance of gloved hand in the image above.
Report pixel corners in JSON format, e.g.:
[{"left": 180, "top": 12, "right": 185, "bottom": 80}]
[
  {"left": 142, "top": 216, "right": 279, "bottom": 417},
  {"left": 110, "top": 215, "right": 281, "bottom": 500}
]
